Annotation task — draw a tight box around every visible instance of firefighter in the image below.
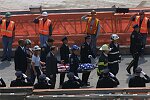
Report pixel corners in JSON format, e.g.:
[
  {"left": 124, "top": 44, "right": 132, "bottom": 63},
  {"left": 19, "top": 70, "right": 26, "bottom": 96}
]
[
  {"left": 80, "top": 35, "right": 95, "bottom": 86},
  {"left": 108, "top": 34, "right": 121, "bottom": 76},
  {"left": 97, "top": 44, "right": 111, "bottom": 78},
  {"left": 81, "top": 10, "right": 100, "bottom": 56},
  {"left": 126, "top": 24, "right": 143, "bottom": 74}
]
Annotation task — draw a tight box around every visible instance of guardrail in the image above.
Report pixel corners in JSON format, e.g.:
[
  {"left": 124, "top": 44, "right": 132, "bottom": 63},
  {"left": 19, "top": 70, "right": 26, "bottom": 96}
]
[{"left": 1, "top": 87, "right": 150, "bottom": 100}]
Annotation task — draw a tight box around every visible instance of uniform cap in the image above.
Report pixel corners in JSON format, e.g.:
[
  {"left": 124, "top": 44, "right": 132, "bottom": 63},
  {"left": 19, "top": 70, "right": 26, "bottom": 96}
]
[
  {"left": 15, "top": 71, "right": 22, "bottom": 77},
  {"left": 47, "top": 38, "right": 54, "bottom": 42},
  {"left": 39, "top": 74, "right": 46, "bottom": 80},
  {"left": 99, "top": 44, "right": 111, "bottom": 51},
  {"left": 61, "top": 36, "right": 68, "bottom": 41},
  {"left": 42, "top": 12, "right": 48, "bottom": 16},
  {"left": 133, "top": 24, "right": 139, "bottom": 29},
  {"left": 135, "top": 67, "right": 142, "bottom": 73},
  {"left": 85, "top": 35, "right": 91, "bottom": 40},
  {"left": 71, "top": 45, "right": 80, "bottom": 50},
  {"left": 102, "top": 69, "right": 110, "bottom": 74},
  {"left": 33, "top": 45, "right": 41, "bottom": 51},
  {"left": 111, "top": 34, "right": 119, "bottom": 40},
  {"left": 5, "top": 12, "right": 11, "bottom": 18},
  {"left": 67, "top": 72, "right": 74, "bottom": 79}
]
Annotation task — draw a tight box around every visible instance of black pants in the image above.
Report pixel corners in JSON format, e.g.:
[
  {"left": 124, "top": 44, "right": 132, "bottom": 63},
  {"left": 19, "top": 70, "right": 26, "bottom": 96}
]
[
  {"left": 31, "top": 66, "right": 41, "bottom": 84},
  {"left": 127, "top": 53, "right": 140, "bottom": 73},
  {"left": 109, "top": 63, "right": 119, "bottom": 76},
  {"left": 82, "top": 71, "right": 91, "bottom": 84},
  {"left": 60, "top": 73, "right": 65, "bottom": 86},
  {"left": 48, "top": 74, "right": 56, "bottom": 89}
]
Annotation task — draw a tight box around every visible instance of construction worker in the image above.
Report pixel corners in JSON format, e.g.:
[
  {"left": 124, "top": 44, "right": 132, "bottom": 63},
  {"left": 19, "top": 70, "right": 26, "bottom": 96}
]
[
  {"left": 108, "top": 34, "right": 121, "bottom": 76},
  {"left": 128, "top": 67, "right": 150, "bottom": 87},
  {"left": 81, "top": 10, "right": 100, "bottom": 56},
  {"left": 0, "top": 12, "right": 15, "bottom": 61},
  {"left": 80, "top": 35, "right": 95, "bottom": 86},
  {"left": 59, "top": 36, "right": 70, "bottom": 87},
  {"left": 131, "top": 10, "right": 150, "bottom": 57},
  {"left": 126, "top": 24, "right": 143, "bottom": 74},
  {"left": 33, "top": 11, "right": 52, "bottom": 47},
  {"left": 97, "top": 44, "right": 111, "bottom": 78}
]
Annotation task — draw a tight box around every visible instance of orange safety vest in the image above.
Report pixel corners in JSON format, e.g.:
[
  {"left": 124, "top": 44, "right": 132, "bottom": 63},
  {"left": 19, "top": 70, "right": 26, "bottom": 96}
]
[
  {"left": 135, "top": 16, "right": 149, "bottom": 34},
  {"left": 86, "top": 17, "right": 99, "bottom": 34},
  {"left": 1, "top": 19, "right": 15, "bottom": 37},
  {"left": 39, "top": 18, "right": 51, "bottom": 35}
]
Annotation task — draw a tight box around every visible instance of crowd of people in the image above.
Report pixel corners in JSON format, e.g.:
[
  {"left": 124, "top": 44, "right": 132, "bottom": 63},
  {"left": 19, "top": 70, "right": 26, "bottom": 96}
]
[{"left": 0, "top": 10, "right": 150, "bottom": 89}]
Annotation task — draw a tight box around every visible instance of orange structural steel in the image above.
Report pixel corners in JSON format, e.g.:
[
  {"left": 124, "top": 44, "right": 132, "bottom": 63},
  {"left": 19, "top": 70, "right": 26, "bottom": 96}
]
[{"left": 0, "top": 12, "right": 150, "bottom": 47}]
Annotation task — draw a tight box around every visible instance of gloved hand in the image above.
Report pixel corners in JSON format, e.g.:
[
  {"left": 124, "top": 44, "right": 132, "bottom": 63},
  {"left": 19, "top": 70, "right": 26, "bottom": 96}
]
[
  {"left": 22, "top": 74, "right": 27, "bottom": 79},
  {"left": 141, "top": 71, "right": 146, "bottom": 75},
  {"left": 109, "top": 72, "right": 115, "bottom": 77},
  {"left": 46, "top": 77, "right": 50, "bottom": 81},
  {"left": 88, "top": 55, "right": 92, "bottom": 58}
]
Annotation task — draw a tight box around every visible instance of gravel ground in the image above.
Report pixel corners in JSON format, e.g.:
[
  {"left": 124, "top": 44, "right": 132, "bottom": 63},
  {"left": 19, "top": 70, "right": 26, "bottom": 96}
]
[
  {"left": 0, "top": 0, "right": 150, "bottom": 12},
  {"left": 0, "top": 55, "right": 150, "bottom": 88}
]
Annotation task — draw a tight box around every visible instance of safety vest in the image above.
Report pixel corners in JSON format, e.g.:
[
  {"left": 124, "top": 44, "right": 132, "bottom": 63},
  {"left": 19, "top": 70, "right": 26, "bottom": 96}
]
[
  {"left": 39, "top": 18, "right": 51, "bottom": 35},
  {"left": 136, "top": 16, "right": 149, "bottom": 34},
  {"left": 1, "top": 19, "right": 15, "bottom": 37},
  {"left": 86, "top": 17, "right": 99, "bottom": 34}
]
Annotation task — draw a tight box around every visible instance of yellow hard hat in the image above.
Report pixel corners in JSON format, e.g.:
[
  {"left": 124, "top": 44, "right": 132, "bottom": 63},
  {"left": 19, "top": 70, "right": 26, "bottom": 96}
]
[{"left": 99, "top": 44, "right": 111, "bottom": 51}]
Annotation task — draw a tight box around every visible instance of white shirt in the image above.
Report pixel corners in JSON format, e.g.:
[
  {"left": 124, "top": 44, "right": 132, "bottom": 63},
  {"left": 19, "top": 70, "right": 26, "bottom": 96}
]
[{"left": 32, "top": 55, "right": 40, "bottom": 67}]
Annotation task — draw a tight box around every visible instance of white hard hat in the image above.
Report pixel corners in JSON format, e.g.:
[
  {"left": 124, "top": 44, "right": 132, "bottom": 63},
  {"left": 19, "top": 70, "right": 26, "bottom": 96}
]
[
  {"left": 33, "top": 45, "right": 41, "bottom": 51},
  {"left": 42, "top": 12, "right": 48, "bottom": 16},
  {"left": 99, "top": 44, "right": 111, "bottom": 51},
  {"left": 111, "top": 34, "right": 119, "bottom": 40}
]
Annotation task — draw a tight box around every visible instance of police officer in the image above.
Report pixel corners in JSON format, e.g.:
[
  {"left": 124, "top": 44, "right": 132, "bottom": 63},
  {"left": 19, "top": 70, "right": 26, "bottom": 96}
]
[
  {"left": 108, "top": 34, "right": 121, "bottom": 76},
  {"left": 59, "top": 36, "right": 70, "bottom": 87},
  {"left": 40, "top": 38, "right": 54, "bottom": 62},
  {"left": 96, "top": 69, "right": 119, "bottom": 88},
  {"left": 126, "top": 24, "right": 143, "bottom": 74},
  {"left": 97, "top": 44, "right": 111, "bottom": 78},
  {"left": 80, "top": 35, "right": 95, "bottom": 86},
  {"left": 128, "top": 67, "right": 150, "bottom": 87},
  {"left": 62, "top": 72, "right": 81, "bottom": 89},
  {"left": 10, "top": 71, "right": 33, "bottom": 87},
  {"left": 34, "top": 74, "right": 52, "bottom": 89},
  {"left": 0, "top": 77, "right": 6, "bottom": 87},
  {"left": 69, "top": 45, "right": 80, "bottom": 77}
]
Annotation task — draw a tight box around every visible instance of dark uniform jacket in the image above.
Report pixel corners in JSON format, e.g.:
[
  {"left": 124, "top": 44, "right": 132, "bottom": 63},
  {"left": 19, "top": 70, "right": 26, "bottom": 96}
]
[
  {"left": 46, "top": 52, "right": 58, "bottom": 76},
  {"left": 130, "top": 30, "right": 143, "bottom": 54},
  {"left": 14, "top": 46, "right": 27, "bottom": 73},
  {"left": 97, "top": 53, "right": 108, "bottom": 76},
  {"left": 62, "top": 80, "right": 81, "bottom": 89},
  {"left": 34, "top": 81, "right": 52, "bottom": 89},
  {"left": 60, "top": 43, "right": 70, "bottom": 64},
  {"left": 80, "top": 42, "right": 95, "bottom": 63},
  {"left": 10, "top": 78, "right": 32, "bottom": 87},
  {"left": 96, "top": 76, "right": 118, "bottom": 88},
  {"left": 0, "top": 78, "right": 6, "bottom": 87},
  {"left": 108, "top": 42, "right": 121, "bottom": 64},
  {"left": 129, "top": 75, "right": 150, "bottom": 87},
  {"left": 40, "top": 42, "right": 51, "bottom": 62},
  {"left": 69, "top": 53, "right": 80, "bottom": 72}
]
